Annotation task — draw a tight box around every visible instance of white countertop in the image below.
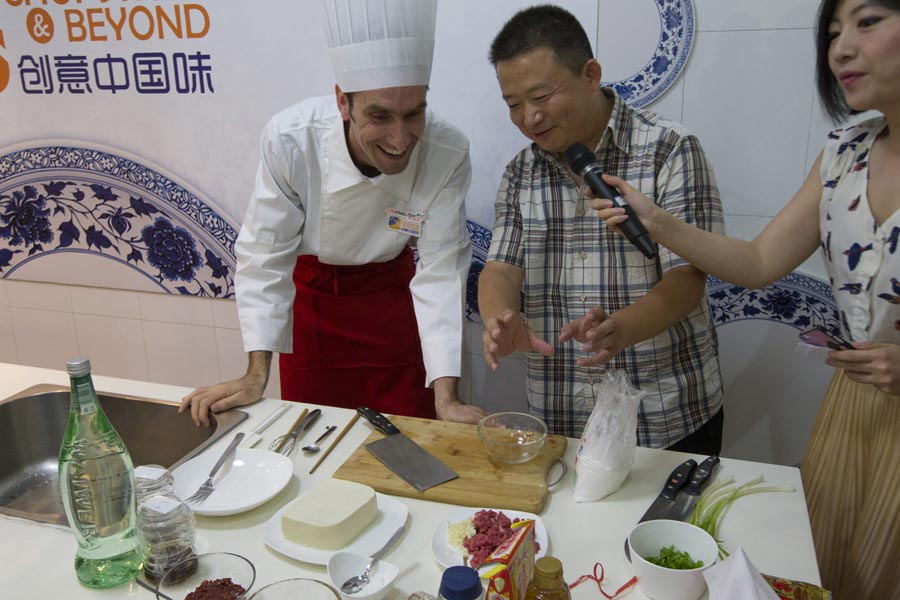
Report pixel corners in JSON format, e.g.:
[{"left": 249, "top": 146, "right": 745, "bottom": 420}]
[{"left": 0, "top": 362, "right": 821, "bottom": 599}]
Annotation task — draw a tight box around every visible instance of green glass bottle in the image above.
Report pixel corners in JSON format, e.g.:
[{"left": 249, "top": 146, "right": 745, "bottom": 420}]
[{"left": 58, "top": 357, "right": 143, "bottom": 588}]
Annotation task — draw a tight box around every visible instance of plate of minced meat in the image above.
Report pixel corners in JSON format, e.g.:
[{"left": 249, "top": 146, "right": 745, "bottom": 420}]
[{"left": 432, "top": 507, "right": 548, "bottom": 569}]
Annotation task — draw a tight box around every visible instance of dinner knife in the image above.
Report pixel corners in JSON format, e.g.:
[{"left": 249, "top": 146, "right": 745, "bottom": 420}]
[
  {"left": 667, "top": 455, "right": 721, "bottom": 522},
  {"left": 624, "top": 458, "right": 696, "bottom": 561}
]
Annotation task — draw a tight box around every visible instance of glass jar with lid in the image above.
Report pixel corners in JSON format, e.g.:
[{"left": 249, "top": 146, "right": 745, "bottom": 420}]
[{"left": 134, "top": 465, "right": 198, "bottom": 584}]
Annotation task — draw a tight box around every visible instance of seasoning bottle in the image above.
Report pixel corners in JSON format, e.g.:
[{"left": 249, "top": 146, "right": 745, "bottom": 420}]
[
  {"left": 135, "top": 465, "right": 198, "bottom": 584},
  {"left": 58, "top": 357, "right": 143, "bottom": 588},
  {"left": 526, "top": 557, "right": 571, "bottom": 600},
  {"left": 438, "top": 565, "right": 483, "bottom": 600}
]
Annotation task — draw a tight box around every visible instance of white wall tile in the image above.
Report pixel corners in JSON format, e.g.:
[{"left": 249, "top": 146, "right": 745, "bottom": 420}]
[
  {"left": 143, "top": 321, "right": 220, "bottom": 388},
  {"left": 694, "top": 0, "right": 820, "bottom": 31},
  {"left": 597, "top": 0, "right": 663, "bottom": 82},
  {"left": 212, "top": 299, "right": 240, "bottom": 329},
  {"left": 718, "top": 319, "right": 832, "bottom": 466},
  {"left": 683, "top": 29, "right": 816, "bottom": 218},
  {"left": 266, "top": 356, "right": 282, "bottom": 400},
  {"left": 464, "top": 321, "right": 485, "bottom": 356},
  {"left": 10, "top": 308, "right": 78, "bottom": 369},
  {"left": 0, "top": 280, "right": 8, "bottom": 307},
  {"left": 470, "top": 353, "right": 528, "bottom": 414},
  {"left": 71, "top": 286, "right": 141, "bottom": 319},
  {"left": 138, "top": 292, "right": 214, "bottom": 326},
  {"left": 646, "top": 79, "right": 685, "bottom": 125},
  {"left": 74, "top": 314, "right": 149, "bottom": 381},
  {"left": 0, "top": 307, "right": 18, "bottom": 363},
  {"left": 9, "top": 252, "right": 162, "bottom": 292},
  {"left": 215, "top": 327, "right": 248, "bottom": 381},
  {"left": 5, "top": 280, "right": 73, "bottom": 312}
]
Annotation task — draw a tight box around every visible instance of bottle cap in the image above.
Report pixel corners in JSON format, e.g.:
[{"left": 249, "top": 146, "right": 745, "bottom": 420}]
[
  {"left": 439, "top": 565, "right": 482, "bottom": 600},
  {"left": 66, "top": 356, "right": 91, "bottom": 377},
  {"left": 533, "top": 556, "right": 564, "bottom": 586}
]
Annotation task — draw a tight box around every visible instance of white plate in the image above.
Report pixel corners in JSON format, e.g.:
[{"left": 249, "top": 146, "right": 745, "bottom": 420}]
[
  {"left": 262, "top": 493, "right": 408, "bottom": 565},
  {"left": 432, "top": 507, "right": 549, "bottom": 569},
  {"left": 172, "top": 448, "right": 293, "bottom": 516}
]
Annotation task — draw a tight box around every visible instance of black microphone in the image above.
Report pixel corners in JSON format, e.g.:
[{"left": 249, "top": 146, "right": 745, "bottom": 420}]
[{"left": 565, "top": 143, "right": 658, "bottom": 259}]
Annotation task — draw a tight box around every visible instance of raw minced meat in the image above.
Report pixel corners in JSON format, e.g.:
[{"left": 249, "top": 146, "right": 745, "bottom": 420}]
[{"left": 460, "top": 510, "right": 540, "bottom": 568}]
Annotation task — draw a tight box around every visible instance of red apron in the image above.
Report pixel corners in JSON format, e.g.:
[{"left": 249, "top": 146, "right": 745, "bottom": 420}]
[{"left": 279, "top": 246, "right": 436, "bottom": 419}]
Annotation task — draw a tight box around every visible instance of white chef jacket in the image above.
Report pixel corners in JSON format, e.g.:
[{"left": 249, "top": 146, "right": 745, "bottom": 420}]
[{"left": 235, "top": 95, "right": 472, "bottom": 386}]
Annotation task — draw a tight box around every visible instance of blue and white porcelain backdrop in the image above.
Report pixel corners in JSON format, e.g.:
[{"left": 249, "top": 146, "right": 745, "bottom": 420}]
[
  {"left": 0, "top": 143, "right": 237, "bottom": 298},
  {"left": 598, "top": 0, "right": 695, "bottom": 108}
]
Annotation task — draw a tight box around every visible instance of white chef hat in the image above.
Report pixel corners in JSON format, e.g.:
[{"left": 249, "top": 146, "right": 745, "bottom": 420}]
[{"left": 323, "top": 0, "right": 438, "bottom": 92}]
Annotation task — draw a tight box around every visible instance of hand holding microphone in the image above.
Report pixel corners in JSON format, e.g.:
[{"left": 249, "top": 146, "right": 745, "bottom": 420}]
[{"left": 565, "top": 143, "right": 658, "bottom": 259}]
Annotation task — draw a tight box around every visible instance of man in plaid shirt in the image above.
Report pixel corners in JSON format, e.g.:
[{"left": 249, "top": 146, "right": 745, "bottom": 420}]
[{"left": 478, "top": 5, "right": 725, "bottom": 452}]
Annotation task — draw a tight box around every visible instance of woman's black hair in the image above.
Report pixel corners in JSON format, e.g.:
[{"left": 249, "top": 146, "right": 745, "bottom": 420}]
[{"left": 816, "top": 0, "right": 900, "bottom": 121}]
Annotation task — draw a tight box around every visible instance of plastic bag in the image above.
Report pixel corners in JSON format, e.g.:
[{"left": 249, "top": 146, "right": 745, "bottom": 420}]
[{"left": 573, "top": 369, "right": 644, "bottom": 502}]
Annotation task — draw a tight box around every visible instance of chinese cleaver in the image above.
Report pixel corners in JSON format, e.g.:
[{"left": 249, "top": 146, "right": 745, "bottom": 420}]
[
  {"left": 356, "top": 406, "right": 459, "bottom": 492},
  {"left": 624, "top": 458, "right": 696, "bottom": 561}
]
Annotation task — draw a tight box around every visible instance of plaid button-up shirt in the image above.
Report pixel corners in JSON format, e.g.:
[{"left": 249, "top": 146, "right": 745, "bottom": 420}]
[{"left": 487, "top": 90, "right": 725, "bottom": 445}]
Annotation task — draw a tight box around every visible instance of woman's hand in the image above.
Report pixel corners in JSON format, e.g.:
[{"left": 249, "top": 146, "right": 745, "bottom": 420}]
[
  {"left": 590, "top": 174, "right": 662, "bottom": 236},
  {"left": 827, "top": 342, "right": 900, "bottom": 395}
]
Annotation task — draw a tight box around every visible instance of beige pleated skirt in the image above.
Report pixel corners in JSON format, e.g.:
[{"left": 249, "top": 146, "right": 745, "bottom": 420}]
[{"left": 801, "top": 369, "right": 900, "bottom": 599}]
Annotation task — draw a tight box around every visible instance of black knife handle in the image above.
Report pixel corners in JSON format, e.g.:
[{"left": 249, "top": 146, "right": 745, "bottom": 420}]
[
  {"left": 357, "top": 406, "right": 401, "bottom": 436},
  {"left": 684, "top": 455, "right": 720, "bottom": 496},
  {"left": 660, "top": 459, "right": 697, "bottom": 501}
]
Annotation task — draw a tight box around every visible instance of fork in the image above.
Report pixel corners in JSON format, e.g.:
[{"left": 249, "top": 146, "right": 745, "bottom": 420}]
[{"left": 184, "top": 432, "right": 244, "bottom": 504}]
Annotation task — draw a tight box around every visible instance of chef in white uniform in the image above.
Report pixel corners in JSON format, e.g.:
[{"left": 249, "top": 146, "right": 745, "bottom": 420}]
[{"left": 181, "top": 0, "right": 487, "bottom": 426}]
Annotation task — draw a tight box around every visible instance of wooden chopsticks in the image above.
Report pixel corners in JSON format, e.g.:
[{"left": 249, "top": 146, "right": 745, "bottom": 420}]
[{"left": 308, "top": 412, "right": 360, "bottom": 474}]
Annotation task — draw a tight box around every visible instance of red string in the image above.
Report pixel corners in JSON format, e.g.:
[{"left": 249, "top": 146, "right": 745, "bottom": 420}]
[{"left": 568, "top": 561, "right": 638, "bottom": 599}]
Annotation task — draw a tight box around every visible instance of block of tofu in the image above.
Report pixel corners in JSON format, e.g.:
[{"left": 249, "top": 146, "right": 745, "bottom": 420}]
[{"left": 281, "top": 479, "right": 378, "bottom": 549}]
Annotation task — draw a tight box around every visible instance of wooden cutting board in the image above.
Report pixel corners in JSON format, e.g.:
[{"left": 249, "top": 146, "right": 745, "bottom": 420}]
[{"left": 332, "top": 415, "right": 566, "bottom": 513}]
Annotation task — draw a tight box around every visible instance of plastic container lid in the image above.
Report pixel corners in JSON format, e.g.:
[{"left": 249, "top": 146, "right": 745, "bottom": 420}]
[{"left": 439, "top": 566, "right": 482, "bottom": 600}]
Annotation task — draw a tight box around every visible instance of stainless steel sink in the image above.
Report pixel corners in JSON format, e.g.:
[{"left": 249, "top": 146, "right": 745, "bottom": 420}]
[{"left": 0, "top": 384, "right": 248, "bottom": 526}]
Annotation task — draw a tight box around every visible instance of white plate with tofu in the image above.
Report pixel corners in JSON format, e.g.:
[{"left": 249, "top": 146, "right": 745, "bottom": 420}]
[
  {"left": 172, "top": 448, "right": 293, "bottom": 516},
  {"left": 262, "top": 479, "right": 408, "bottom": 565},
  {"left": 432, "top": 507, "right": 549, "bottom": 569}
]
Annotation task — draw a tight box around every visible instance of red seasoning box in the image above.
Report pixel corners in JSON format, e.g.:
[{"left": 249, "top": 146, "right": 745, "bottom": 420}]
[{"left": 478, "top": 520, "right": 536, "bottom": 600}]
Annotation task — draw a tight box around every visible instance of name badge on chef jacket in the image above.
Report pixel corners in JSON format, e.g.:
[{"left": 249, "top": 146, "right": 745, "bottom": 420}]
[{"left": 385, "top": 207, "right": 425, "bottom": 237}]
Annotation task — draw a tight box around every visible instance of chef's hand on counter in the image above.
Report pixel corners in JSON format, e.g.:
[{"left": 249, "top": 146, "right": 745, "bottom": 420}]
[
  {"left": 826, "top": 341, "right": 900, "bottom": 395},
  {"left": 558, "top": 306, "right": 624, "bottom": 367},
  {"left": 179, "top": 351, "right": 270, "bottom": 427},
  {"left": 481, "top": 309, "right": 555, "bottom": 370},
  {"left": 434, "top": 377, "right": 488, "bottom": 424}
]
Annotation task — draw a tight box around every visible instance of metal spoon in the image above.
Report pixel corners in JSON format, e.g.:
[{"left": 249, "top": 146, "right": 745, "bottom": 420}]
[
  {"left": 302, "top": 425, "right": 337, "bottom": 455},
  {"left": 341, "top": 525, "right": 405, "bottom": 595}
]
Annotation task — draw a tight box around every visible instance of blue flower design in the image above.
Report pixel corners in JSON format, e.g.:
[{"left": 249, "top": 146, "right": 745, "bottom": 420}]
[
  {"left": 205, "top": 248, "right": 229, "bottom": 279},
  {"left": 0, "top": 186, "right": 54, "bottom": 247},
  {"left": 651, "top": 55, "right": 671, "bottom": 75},
  {"left": 0, "top": 248, "right": 14, "bottom": 272},
  {"left": 141, "top": 217, "right": 203, "bottom": 282},
  {"left": 758, "top": 289, "right": 802, "bottom": 320}
]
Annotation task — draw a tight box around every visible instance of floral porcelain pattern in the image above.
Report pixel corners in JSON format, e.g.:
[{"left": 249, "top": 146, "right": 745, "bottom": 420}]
[
  {"left": 0, "top": 143, "right": 237, "bottom": 297},
  {"left": 601, "top": 0, "right": 695, "bottom": 108}
]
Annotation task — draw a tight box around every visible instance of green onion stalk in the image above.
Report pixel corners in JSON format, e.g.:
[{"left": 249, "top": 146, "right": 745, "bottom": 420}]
[{"left": 687, "top": 475, "right": 795, "bottom": 559}]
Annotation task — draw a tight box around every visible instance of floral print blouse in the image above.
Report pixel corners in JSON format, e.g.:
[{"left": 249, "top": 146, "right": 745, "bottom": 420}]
[{"left": 819, "top": 116, "right": 900, "bottom": 343}]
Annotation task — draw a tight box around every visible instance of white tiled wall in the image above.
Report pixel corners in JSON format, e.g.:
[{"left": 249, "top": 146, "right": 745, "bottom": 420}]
[{"left": 0, "top": 280, "right": 280, "bottom": 400}]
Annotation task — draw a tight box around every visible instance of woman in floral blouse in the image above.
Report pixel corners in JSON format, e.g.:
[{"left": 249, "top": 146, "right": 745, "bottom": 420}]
[{"left": 592, "top": 0, "right": 900, "bottom": 596}]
